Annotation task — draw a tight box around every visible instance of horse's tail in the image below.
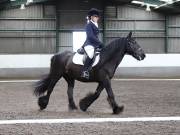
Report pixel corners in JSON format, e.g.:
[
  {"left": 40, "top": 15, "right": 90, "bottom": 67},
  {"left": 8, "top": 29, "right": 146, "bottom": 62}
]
[
  {"left": 34, "top": 75, "right": 51, "bottom": 96},
  {"left": 34, "top": 55, "right": 61, "bottom": 97}
]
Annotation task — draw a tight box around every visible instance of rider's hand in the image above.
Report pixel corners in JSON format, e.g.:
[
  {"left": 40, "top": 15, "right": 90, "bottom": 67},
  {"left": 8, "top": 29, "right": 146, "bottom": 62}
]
[
  {"left": 99, "top": 43, "right": 104, "bottom": 49},
  {"left": 96, "top": 48, "right": 102, "bottom": 52}
]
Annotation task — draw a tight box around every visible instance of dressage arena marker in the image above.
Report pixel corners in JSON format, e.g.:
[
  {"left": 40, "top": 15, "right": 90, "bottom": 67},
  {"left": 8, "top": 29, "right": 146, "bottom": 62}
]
[
  {"left": 0, "top": 117, "right": 180, "bottom": 124},
  {"left": 0, "top": 78, "right": 180, "bottom": 83}
]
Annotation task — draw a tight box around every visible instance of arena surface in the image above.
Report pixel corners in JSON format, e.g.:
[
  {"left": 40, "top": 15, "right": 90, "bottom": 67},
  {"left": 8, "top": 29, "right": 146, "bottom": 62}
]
[{"left": 0, "top": 78, "right": 180, "bottom": 134}]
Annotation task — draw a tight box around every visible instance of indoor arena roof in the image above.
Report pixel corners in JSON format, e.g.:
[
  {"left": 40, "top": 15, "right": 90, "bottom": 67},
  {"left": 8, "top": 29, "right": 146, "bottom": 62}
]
[
  {"left": 0, "top": 0, "right": 180, "bottom": 14},
  {"left": 104, "top": 0, "right": 180, "bottom": 14},
  {"left": 0, "top": 0, "right": 54, "bottom": 9},
  {"left": 129, "top": 0, "right": 180, "bottom": 14}
]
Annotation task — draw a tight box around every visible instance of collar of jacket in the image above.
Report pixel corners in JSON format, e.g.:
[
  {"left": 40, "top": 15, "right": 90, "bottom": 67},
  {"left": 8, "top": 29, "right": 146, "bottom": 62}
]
[{"left": 90, "top": 20, "right": 98, "bottom": 28}]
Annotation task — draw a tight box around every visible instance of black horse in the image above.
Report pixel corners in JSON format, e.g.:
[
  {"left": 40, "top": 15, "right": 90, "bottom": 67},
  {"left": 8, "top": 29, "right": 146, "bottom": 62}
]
[{"left": 34, "top": 32, "right": 145, "bottom": 114}]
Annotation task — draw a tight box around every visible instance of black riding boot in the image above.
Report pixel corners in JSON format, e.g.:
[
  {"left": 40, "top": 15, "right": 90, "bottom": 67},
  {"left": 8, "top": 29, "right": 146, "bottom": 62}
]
[{"left": 81, "top": 57, "right": 93, "bottom": 79}]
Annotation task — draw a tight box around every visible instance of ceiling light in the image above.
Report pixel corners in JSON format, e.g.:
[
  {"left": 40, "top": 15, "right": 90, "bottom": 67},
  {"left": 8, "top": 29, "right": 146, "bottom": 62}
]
[
  {"left": 26, "top": 0, "right": 33, "bottom": 5},
  {"left": 131, "top": 0, "right": 145, "bottom": 6},
  {"left": 159, "top": 0, "right": 173, "bottom": 4},
  {"left": 155, "top": 3, "right": 168, "bottom": 9},
  {"left": 167, "top": 0, "right": 173, "bottom": 4},
  {"left": 132, "top": 0, "right": 158, "bottom": 8}
]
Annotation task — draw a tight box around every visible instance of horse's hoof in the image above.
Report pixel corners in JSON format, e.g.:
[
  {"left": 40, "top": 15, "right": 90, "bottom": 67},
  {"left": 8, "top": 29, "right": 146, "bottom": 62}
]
[
  {"left": 69, "top": 104, "right": 78, "bottom": 110},
  {"left": 38, "top": 96, "right": 49, "bottom": 110},
  {"left": 113, "top": 105, "right": 124, "bottom": 114},
  {"left": 79, "top": 100, "right": 87, "bottom": 112}
]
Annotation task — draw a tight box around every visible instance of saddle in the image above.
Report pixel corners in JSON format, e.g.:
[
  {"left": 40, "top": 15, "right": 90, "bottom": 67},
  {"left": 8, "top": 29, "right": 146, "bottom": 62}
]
[
  {"left": 72, "top": 48, "right": 101, "bottom": 67},
  {"left": 77, "top": 47, "right": 101, "bottom": 65}
]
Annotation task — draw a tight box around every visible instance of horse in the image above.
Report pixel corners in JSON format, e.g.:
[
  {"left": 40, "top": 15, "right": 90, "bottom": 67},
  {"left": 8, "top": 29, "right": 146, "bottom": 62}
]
[{"left": 34, "top": 31, "right": 146, "bottom": 114}]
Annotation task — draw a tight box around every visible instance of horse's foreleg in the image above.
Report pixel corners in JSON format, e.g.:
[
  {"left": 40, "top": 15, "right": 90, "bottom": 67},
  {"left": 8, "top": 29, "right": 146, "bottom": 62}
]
[
  {"left": 103, "top": 78, "right": 124, "bottom": 114},
  {"left": 38, "top": 77, "right": 60, "bottom": 110},
  {"left": 63, "top": 75, "right": 77, "bottom": 110},
  {"left": 79, "top": 83, "right": 104, "bottom": 112}
]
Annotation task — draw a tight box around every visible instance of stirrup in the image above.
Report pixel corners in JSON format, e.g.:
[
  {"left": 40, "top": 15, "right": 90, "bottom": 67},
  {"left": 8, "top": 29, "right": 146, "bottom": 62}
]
[{"left": 81, "top": 71, "right": 89, "bottom": 79}]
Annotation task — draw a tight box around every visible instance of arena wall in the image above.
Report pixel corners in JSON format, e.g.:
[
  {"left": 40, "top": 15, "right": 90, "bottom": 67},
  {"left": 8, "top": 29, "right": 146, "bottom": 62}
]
[
  {"left": 0, "top": 3, "right": 180, "bottom": 78},
  {"left": 0, "top": 54, "right": 180, "bottom": 79}
]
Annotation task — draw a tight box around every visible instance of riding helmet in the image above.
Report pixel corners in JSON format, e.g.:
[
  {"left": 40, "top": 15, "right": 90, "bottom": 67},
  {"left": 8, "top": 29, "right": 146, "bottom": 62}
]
[{"left": 87, "top": 8, "right": 100, "bottom": 18}]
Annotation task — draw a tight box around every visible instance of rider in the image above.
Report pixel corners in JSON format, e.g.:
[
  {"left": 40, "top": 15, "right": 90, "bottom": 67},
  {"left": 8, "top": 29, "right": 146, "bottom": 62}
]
[{"left": 81, "top": 8, "right": 103, "bottom": 79}]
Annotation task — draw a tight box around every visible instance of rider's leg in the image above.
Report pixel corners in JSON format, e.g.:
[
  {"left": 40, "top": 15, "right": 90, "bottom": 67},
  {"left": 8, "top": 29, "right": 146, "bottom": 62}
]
[
  {"left": 84, "top": 45, "right": 94, "bottom": 59},
  {"left": 81, "top": 45, "right": 94, "bottom": 79}
]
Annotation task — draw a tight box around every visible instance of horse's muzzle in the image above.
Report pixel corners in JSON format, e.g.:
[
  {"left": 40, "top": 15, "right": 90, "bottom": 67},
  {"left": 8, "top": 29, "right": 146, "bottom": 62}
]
[
  {"left": 139, "top": 53, "right": 146, "bottom": 61},
  {"left": 136, "top": 48, "right": 146, "bottom": 61},
  {"left": 135, "top": 51, "right": 145, "bottom": 61}
]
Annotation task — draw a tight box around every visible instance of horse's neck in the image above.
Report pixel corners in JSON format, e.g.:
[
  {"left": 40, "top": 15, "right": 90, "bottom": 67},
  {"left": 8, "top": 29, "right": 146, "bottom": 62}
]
[
  {"left": 100, "top": 38, "right": 126, "bottom": 65},
  {"left": 97, "top": 38, "right": 126, "bottom": 77},
  {"left": 110, "top": 48, "right": 125, "bottom": 66},
  {"left": 105, "top": 45, "right": 126, "bottom": 76}
]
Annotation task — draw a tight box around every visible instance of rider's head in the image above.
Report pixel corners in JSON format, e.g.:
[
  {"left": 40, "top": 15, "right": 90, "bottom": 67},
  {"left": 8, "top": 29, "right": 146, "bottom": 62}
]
[{"left": 87, "top": 8, "right": 100, "bottom": 23}]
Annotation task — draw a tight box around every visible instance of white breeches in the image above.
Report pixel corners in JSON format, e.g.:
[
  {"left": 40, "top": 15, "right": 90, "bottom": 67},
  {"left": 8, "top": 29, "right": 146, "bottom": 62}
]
[{"left": 84, "top": 45, "right": 95, "bottom": 59}]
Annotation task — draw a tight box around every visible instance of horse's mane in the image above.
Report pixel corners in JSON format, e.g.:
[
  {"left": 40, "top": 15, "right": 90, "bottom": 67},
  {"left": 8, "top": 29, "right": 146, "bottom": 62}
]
[
  {"left": 102, "top": 37, "right": 127, "bottom": 52},
  {"left": 99, "top": 37, "right": 127, "bottom": 64}
]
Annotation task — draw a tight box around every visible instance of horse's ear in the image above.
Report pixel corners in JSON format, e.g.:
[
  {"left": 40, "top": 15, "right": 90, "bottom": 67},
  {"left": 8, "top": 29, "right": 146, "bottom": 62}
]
[{"left": 127, "top": 31, "right": 132, "bottom": 38}]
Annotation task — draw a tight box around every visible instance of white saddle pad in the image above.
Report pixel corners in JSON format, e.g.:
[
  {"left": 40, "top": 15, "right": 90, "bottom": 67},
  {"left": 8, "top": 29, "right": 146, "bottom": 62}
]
[{"left": 72, "top": 53, "right": 100, "bottom": 67}]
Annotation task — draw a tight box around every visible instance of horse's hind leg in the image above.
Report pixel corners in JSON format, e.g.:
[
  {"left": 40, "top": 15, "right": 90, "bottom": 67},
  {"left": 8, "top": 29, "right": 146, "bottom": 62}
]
[
  {"left": 63, "top": 75, "right": 77, "bottom": 110},
  {"left": 38, "top": 77, "right": 60, "bottom": 110},
  {"left": 79, "top": 82, "right": 104, "bottom": 112},
  {"left": 35, "top": 54, "right": 64, "bottom": 110}
]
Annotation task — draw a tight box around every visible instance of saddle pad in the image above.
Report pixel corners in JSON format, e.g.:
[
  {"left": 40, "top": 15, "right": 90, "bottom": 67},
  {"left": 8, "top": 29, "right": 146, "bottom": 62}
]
[{"left": 72, "top": 53, "right": 100, "bottom": 67}]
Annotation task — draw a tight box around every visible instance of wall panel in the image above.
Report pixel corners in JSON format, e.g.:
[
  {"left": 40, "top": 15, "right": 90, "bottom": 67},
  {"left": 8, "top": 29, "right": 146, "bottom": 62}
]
[
  {"left": 168, "top": 15, "right": 180, "bottom": 53},
  {"left": 0, "top": 5, "right": 56, "bottom": 54},
  {"left": 105, "top": 5, "right": 165, "bottom": 53}
]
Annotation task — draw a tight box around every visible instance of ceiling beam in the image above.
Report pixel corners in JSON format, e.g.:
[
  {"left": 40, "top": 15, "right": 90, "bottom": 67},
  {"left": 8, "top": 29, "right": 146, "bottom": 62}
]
[
  {"left": 155, "top": 3, "right": 180, "bottom": 14},
  {"left": 0, "top": 0, "right": 54, "bottom": 10}
]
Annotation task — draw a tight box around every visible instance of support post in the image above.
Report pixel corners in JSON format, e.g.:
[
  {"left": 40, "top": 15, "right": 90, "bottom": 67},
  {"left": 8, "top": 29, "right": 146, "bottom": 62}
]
[
  {"left": 165, "top": 15, "right": 169, "bottom": 53},
  {"left": 102, "top": 2, "right": 106, "bottom": 45},
  {"left": 55, "top": 6, "right": 60, "bottom": 52}
]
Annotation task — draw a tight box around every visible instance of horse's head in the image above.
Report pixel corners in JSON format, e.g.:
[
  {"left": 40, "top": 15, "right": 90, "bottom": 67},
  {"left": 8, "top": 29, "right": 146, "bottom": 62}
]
[{"left": 126, "top": 32, "right": 146, "bottom": 61}]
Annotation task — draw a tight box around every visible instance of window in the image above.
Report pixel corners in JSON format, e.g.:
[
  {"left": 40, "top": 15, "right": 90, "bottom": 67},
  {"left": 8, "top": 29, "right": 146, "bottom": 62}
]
[{"left": 73, "top": 32, "right": 86, "bottom": 52}]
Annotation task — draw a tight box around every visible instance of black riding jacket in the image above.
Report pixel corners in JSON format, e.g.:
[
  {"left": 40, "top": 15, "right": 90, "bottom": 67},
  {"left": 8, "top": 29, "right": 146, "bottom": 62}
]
[{"left": 83, "top": 21, "right": 103, "bottom": 49}]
